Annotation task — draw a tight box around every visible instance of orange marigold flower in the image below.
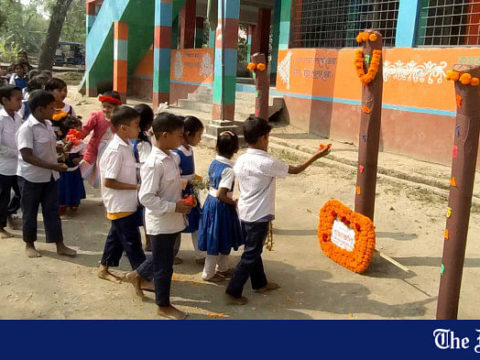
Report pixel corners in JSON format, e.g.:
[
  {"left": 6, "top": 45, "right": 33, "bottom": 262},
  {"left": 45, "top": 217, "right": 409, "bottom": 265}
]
[
  {"left": 362, "top": 106, "right": 371, "bottom": 114},
  {"left": 456, "top": 95, "right": 462, "bottom": 108},
  {"left": 52, "top": 111, "right": 68, "bottom": 121},
  {"left": 246, "top": 63, "right": 256, "bottom": 71},
  {"left": 471, "top": 77, "right": 479, "bottom": 86},
  {"left": 446, "top": 70, "right": 460, "bottom": 81},
  {"left": 256, "top": 63, "right": 266, "bottom": 71},
  {"left": 356, "top": 34, "right": 363, "bottom": 43},
  {"left": 369, "top": 33, "right": 377, "bottom": 42},
  {"left": 459, "top": 72, "right": 472, "bottom": 85},
  {"left": 361, "top": 32, "right": 369, "bottom": 42}
]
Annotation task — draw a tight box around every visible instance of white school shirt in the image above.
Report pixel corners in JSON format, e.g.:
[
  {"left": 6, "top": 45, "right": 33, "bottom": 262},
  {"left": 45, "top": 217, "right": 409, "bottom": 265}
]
[
  {"left": 0, "top": 108, "right": 22, "bottom": 176},
  {"left": 139, "top": 146, "right": 186, "bottom": 235},
  {"left": 16, "top": 115, "right": 60, "bottom": 183},
  {"left": 234, "top": 148, "right": 289, "bottom": 222},
  {"left": 99, "top": 134, "right": 138, "bottom": 213}
]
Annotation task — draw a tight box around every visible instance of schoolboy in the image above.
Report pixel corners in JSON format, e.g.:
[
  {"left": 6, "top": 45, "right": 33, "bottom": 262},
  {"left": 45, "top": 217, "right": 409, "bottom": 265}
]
[
  {"left": 127, "top": 112, "right": 192, "bottom": 320},
  {"left": 16, "top": 90, "right": 77, "bottom": 258},
  {"left": 225, "top": 116, "right": 331, "bottom": 305}
]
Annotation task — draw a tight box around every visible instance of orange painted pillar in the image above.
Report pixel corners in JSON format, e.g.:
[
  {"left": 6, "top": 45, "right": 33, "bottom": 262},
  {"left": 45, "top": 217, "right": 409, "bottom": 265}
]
[{"left": 113, "top": 21, "right": 128, "bottom": 104}]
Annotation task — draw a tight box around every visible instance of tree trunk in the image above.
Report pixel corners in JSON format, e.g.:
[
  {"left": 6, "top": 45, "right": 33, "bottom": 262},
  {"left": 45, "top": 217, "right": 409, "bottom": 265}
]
[{"left": 37, "top": 0, "right": 74, "bottom": 71}]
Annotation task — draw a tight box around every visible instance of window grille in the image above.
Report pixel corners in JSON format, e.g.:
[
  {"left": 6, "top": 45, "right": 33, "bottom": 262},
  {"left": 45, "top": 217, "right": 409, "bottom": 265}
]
[
  {"left": 291, "top": 0, "right": 399, "bottom": 48},
  {"left": 417, "top": 0, "right": 480, "bottom": 46}
]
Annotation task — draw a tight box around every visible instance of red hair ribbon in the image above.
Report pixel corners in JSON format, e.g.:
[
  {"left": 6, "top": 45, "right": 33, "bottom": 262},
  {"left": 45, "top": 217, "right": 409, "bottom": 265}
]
[{"left": 98, "top": 96, "right": 122, "bottom": 106}]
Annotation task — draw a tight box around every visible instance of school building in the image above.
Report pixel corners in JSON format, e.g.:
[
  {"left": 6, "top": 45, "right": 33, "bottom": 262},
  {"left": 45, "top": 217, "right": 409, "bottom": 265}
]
[{"left": 84, "top": 0, "right": 480, "bottom": 165}]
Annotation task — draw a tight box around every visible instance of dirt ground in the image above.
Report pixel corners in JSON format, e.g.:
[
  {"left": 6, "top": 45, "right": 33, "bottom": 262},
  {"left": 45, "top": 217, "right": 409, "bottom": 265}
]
[{"left": 0, "top": 89, "right": 479, "bottom": 319}]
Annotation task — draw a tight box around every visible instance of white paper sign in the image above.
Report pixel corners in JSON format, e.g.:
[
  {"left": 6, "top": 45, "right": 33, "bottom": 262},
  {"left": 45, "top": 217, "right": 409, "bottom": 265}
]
[{"left": 331, "top": 219, "right": 355, "bottom": 252}]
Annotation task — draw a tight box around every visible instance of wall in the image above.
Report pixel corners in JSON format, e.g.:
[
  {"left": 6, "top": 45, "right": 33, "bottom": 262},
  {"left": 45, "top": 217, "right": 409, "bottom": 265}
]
[
  {"left": 276, "top": 47, "right": 480, "bottom": 165},
  {"left": 130, "top": 47, "right": 214, "bottom": 103}
]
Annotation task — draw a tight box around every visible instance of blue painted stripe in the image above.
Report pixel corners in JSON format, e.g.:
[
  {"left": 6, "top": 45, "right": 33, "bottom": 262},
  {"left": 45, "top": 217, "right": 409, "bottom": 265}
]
[
  {"left": 221, "top": 0, "right": 240, "bottom": 20},
  {"left": 114, "top": 40, "right": 128, "bottom": 60},
  {"left": 155, "top": 1, "right": 172, "bottom": 26},
  {"left": 279, "top": 21, "right": 291, "bottom": 49},
  {"left": 154, "top": 48, "right": 171, "bottom": 70},
  {"left": 395, "top": 0, "right": 420, "bottom": 47}
]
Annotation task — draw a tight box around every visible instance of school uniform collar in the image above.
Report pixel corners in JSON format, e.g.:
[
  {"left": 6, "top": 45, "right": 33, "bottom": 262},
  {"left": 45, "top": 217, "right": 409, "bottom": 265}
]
[
  {"left": 152, "top": 145, "right": 174, "bottom": 160},
  {"left": 0, "top": 107, "right": 18, "bottom": 120},
  {"left": 110, "top": 134, "right": 132, "bottom": 149},
  {"left": 178, "top": 144, "right": 192, "bottom": 155},
  {"left": 216, "top": 155, "right": 234, "bottom": 167},
  {"left": 26, "top": 114, "right": 51, "bottom": 128},
  {"left": 246, "top": 148, "right": 269, "bottom": 156}
]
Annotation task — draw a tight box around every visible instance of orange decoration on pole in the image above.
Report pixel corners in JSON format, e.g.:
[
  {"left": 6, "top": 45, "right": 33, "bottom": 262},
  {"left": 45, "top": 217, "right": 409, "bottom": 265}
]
[
  {"left": 456, "top": 95, "right": 462, "bottom": 108},
  {"left": 362, "top": 105, "right": 371, "bottom": 114},
  {"left": 450, "top": 177, "right": 457, "bottom": 187},
  {"left": 356, "top": 186, "right": 361, "bottom": 195},
  {"left": 444, "top": 229, "right": 449, "bottom": 240}
]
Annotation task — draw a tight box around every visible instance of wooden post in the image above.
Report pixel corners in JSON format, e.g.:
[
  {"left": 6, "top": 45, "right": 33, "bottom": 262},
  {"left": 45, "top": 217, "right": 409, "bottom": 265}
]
[
  {"left": 250, "top": 52, "right": 269, "bottom": 121},
  {"left": 437, "top": 65, "right": 480, "bottom": 319},
  {"left": 354, "top": 30, "right": 383, "bottom": 221}
]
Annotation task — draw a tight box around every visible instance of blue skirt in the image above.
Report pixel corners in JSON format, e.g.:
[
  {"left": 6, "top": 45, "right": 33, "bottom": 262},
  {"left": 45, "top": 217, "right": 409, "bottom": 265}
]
[
  {"left": 198, "top": 195, "right": 243, "bottom": 255},
  {"left": 58, "top": 168, "right": 86, "bottom": 207},
  {"left": 183, "top": 184, "right": 201, "bottom": 233}
]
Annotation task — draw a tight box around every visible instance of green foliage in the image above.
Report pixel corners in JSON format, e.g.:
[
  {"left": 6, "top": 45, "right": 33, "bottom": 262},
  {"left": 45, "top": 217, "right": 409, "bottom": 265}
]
[{"left": 0, "top": 38, "right": 20, "bottom": 63}]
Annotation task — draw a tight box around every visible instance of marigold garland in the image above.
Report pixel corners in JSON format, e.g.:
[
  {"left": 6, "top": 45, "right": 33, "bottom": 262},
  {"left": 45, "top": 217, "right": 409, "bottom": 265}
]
[
  {"left": 52, "top": 111, "right": 68, "bottom": 121},
  {"left": 65, "top": 129, "right": 83, "bottom": 146},
  {"left": 353, "top": 49, "right": 382, "bottom": 86},
  {"left": 460, "top": 73, "right": 472, "bottom": 85},
  {"left": 317, "top": 199, "right": 376, "bottom": 273},
  {"left": 446, "top": 70, "right": 479, "bottom": 86},
  {"left": 356, "top": 31, "right": 378, "bottom": 43},
  {"left": 247, "top": 63, "right": 256, "bottom": 71},
  {"left": 256, "top": 63, "right": 266, "bottom": 71}
]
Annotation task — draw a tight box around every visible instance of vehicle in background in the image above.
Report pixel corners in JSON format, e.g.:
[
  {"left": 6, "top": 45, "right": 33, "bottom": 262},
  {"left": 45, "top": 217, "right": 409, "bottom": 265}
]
[{"left": 54, "top": 41, "right": 85, "bottom": 67}]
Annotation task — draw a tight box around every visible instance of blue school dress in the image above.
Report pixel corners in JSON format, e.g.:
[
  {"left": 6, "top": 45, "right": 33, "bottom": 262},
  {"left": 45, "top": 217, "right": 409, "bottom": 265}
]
[
  {"left": 198, "top": 158, "right": 243, "bottom": 255},
  {"left": 58, "top": 144, "right": 86, "bottom": 207},
  {"left": 172, "top": 145, "right": 201, "bottom": 233}
]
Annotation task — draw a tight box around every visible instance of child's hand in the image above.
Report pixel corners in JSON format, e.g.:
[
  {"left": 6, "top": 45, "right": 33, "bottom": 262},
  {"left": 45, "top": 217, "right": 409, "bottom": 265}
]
[
  {"left": 175, "top": 200, "right": 193, "bottom": 214},
  {"left": 52, "top": 163, "right": 68, "bottom": 172}
]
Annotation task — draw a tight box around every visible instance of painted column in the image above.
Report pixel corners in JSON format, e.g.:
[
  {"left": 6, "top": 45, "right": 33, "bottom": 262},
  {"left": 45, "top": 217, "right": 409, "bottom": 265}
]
[
  {"left": 209, "top": 27, "right": 216, "bottom": 48},
  {"left": 113, "top": 21, "right": 129, "bottom": 104},
  {"left": 180, "top": 0, "right": 196, "bottom": 49},
  {"left": 153, "top": 0, "right": 172, "bottom": 109},
  {"left": 251, "top": 53, "right": 269, "bottom": 121},
  {"left": 270, "top": 0, "right": 281, "bottom": 83},
  {"left": 212, "top": 0, "right": 240, "bottom": 121},
  {"left": 395, "top": 0, "right": 421, "bottom": 47},
  {"left": 195, "top": 17, "right": 204, "bottom": 48},
  {"left": 86, "top": 0, "right": 96, "bottom": 35},
  {"left": 172, "top": 17, "right": 179, "bottom": 49},
  {"left": 246, "top": 25, "right": 255, "bottom": 66},
  {"left": 437, "top": 65, "right": 480, "bottom": 319},
  {"left": 466, "top": 0, "right": 480, "bottom": 45},
  {"left": 255, "top": 9, "right": 271, "bottom": 63},
  {"left": 279, "top": 0, "right": 292, "bottom": 50}
]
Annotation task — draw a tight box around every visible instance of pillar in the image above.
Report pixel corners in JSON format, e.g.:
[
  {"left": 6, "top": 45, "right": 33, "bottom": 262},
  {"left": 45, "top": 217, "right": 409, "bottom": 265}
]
[
  {"left": 396, "top": 0, "right": 421, "bottom": 47},
  {"left": 466, "top": 0, "right": 480, "bottom": 45},
  {"left": 153, "top": 0, "right": 172, "bottom": 109},
  {"left": 279, "top": 0, "right": 292, "bottom": 50},
  {"left": 195, "top": 17, "right": 204, "bottom": 48},
  {"left": 292, "top": 0, "right": 302, "bottom": 47},
  {"left": 271, "top": 0, "right": 281, "bottom": 83},
  {"left": 246, "top": 25, "right": 255, "bottom": 66},
  {"left": 180, "top": 0, "right": 196, "bottom": 49},
  {"left": 212, "top": 0, "right": 240, "bottom": 121},
  {"left": 113, "top": 21, "right": 128, "bottom": 104},
  {"left": 86, "top": 0, "right": 96, "bottom": 35},
  {"left": 172, "top": 17, "right": 179, "bottom": 49}
]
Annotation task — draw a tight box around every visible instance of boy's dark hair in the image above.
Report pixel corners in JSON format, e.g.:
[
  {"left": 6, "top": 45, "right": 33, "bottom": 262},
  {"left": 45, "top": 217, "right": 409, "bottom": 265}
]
[
  {"left": 27, "top": 69, "right": 39, "bottom": 79},
  {"left": 243, "top": 116, "right": 271, "bottom": 145},
  {"left": 26, "top": 76, "right": 46, "bottom": 93},
  {"left": 13, "top": 62, "right": 24, "bottom": 70},
  {"left": 134, "top": 104, "right": 154, "bottom": 141},
  {"left": 40, "top": 70, "right": 52, "bottom": 79},
  {"left": 101, "top": 90, "right": 121, "bottom": 101},
  {"left": 28, "top": 90, "right": 55, "bottom": 113},
  {"left": 45, "top": 77, "right": 67, "bottom": 92},
  {"left": 110, "top": 106, "right": 139, "bottom": 130},
  {"left": 183, "top": 116, "right": 204, "bottom": 137},
  {"left": 0, "top": 85, "right": 22, "bottom": 105},
  {"left": 217, "top": 131, "right": 239, "bottom": 158},
  {"left": 152, "top": 112, "right": 184, "bottom": 135}
]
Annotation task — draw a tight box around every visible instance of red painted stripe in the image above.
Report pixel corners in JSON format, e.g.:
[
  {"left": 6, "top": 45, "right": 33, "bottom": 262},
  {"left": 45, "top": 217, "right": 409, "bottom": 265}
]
[{"left": 154, "top": 25, "right": 172, "bottom": 49}]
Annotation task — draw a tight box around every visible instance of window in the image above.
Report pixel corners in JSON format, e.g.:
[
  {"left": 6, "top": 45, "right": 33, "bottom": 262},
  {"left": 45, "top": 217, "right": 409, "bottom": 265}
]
[
  {"left": 291, "top": 0, "right": 399, "bottom": 48},
  {"left": 417, "top": 0, "right": 480, "bottom": 46}
]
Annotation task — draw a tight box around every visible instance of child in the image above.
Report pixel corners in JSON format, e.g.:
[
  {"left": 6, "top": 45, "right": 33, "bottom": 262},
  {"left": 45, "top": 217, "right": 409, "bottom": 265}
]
[
  {"left": 80, "top": 91, "right": 121, "bottom": 188},
  {"left": 0, "top": 85, "right": 23, "bottom": 238},
  {"left": 16, "top": 90, "right": 77, "bottom": 258},
  {"left": 58, "top": 116, "right": 86, "bottom": 216},
  {"left": 132, "top": 103, "right": 154, "bottom": 252},
  {"left": 172, "top": 116, "right": 205, "bottom": 265},
  {"left": 198, "top": 131, "right": 243, "bottom": 282},
  {"left": 127, "top": 112, "right": 193, "bottom": 320},
  {"left": 225, "top": 116, "right": 330, "bottom": 305},
  {"left": 9, "top": 62, "right": 28, "bottom": 90},
  {"left": 18, "top": 75, "right": 48, "bottom": 121},
  {"left": 45, "top": 77, "right": 76, "bottom": 117},
  {"left": 97, "top": 106, "right": 152, "bottom": 288}
]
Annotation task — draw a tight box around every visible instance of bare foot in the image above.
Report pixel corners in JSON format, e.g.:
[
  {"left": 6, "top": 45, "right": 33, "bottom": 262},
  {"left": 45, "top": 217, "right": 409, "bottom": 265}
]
[
  {"left": 56, "top": 242, "right": 77, "bottom": 257},
  {"left": 224, "top": 293, "right": 248, "bottom": 305},
  {"left": 125, "top": 270, "right": 145, "bottom": 299},
  {"left": 0, "top": 228, "right": 14, "bottom": 239},
  {"left": 25, "top": 243, "right": 41, "bottom": 258},
  {"left": 174, "top": 257, "right": 183, "bottom": 265},
  {"left": 97, "top": 265, "right": 122, "bottom": 284},
  {"left": 202, "top": 274, "right": 224, "bottom": 283},
  {"left": 255, "top": 282, "right": 280, "bottom": 293},
  {"left": 140, "top": 279, "right": 155, "bottom": 292},
  {"left": 157, "top": 305, "right": 188, "bottom": 320}
]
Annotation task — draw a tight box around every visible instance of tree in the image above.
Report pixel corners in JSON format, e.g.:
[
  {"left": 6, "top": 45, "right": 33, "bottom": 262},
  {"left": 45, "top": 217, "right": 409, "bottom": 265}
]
[{"left": 37, "top": 0, "right": 74, "bottom": 71}]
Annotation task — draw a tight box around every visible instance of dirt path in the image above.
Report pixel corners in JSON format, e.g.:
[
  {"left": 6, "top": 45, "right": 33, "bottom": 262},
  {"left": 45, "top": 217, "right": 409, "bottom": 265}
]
[{"left": 0, "top": 92, "right": 478, "bottom": 319}]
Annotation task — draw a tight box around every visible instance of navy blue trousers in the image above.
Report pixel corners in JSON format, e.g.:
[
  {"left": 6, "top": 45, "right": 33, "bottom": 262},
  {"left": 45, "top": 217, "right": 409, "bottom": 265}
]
[
  {"left": 101, "top": 213, "right": 147, "bottom": 273},
  {"left": 19, "top": 176, "right": 63, "bottom": 243},
  {"left": 226, "top": 221, "right": 269, "bottom": 298}
]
